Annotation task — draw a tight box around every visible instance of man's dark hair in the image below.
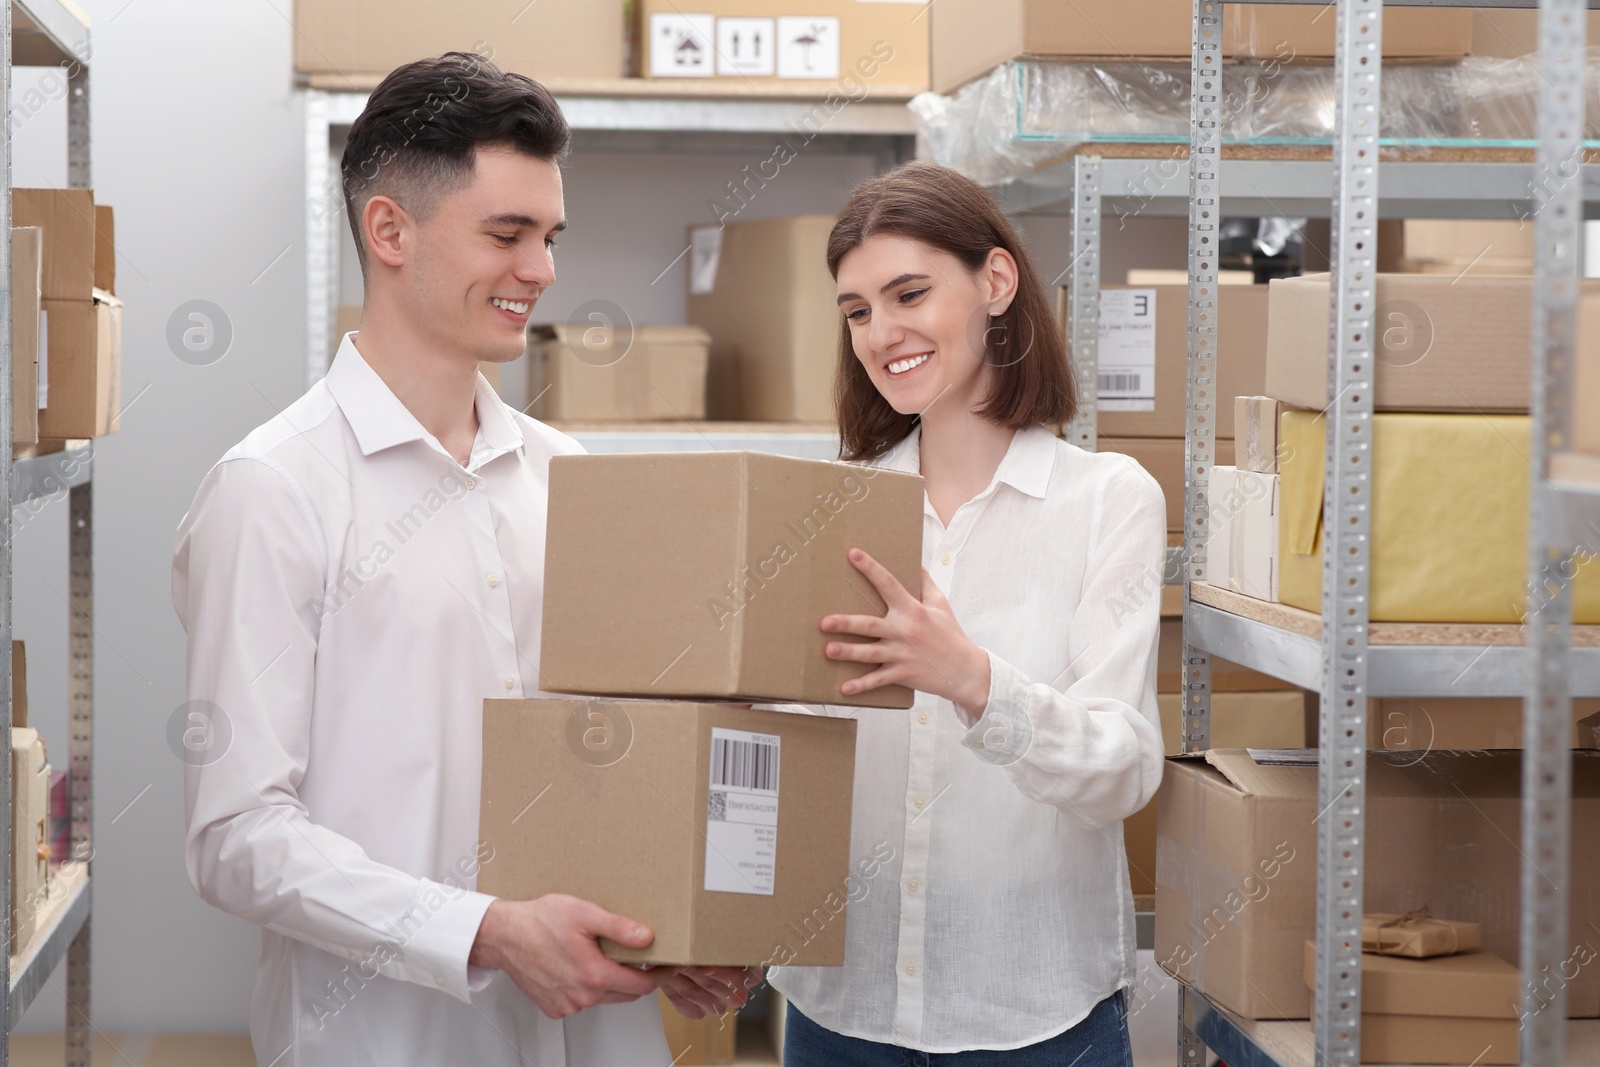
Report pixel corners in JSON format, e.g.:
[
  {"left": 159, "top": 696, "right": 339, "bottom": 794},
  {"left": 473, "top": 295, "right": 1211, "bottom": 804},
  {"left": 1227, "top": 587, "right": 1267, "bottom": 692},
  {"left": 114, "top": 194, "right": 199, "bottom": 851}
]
[{"left": 340, "top": 51, "right": 570, "bottom": 278}]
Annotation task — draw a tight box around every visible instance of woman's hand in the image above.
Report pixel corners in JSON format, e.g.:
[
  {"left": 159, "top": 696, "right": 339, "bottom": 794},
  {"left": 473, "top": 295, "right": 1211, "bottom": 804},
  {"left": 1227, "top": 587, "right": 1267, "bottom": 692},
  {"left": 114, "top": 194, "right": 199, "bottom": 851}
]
[
  {"left": 822, "top": 549, "right": 991, "bottom": 721},
  {"left": 660, "top": 966, "right": 763, "bottom": 1020}
]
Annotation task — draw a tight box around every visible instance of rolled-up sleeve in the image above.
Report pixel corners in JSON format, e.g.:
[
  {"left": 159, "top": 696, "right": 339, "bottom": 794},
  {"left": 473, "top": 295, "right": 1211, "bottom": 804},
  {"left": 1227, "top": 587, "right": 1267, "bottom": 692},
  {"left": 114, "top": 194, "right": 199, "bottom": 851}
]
[
  {"left": 960, "top": 465, "right": 1166, "bottom": 828},
  {"left": 172, "top": 457, "right": 495, "bottom": 1002}
]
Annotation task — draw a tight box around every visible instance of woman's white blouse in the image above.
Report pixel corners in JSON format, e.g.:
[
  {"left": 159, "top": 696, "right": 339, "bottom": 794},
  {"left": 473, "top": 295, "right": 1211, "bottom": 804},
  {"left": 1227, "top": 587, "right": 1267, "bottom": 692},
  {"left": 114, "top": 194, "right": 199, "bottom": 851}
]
[{"left": 768, "top": 424, "right": 1168, "bottom": 1053}]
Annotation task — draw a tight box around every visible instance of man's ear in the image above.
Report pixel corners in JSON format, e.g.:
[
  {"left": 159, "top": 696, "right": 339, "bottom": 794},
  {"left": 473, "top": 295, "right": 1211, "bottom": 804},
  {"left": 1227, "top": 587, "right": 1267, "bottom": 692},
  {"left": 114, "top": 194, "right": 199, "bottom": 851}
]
[{"left": 363, "top": 194, "right": 411, "bottom": 271}]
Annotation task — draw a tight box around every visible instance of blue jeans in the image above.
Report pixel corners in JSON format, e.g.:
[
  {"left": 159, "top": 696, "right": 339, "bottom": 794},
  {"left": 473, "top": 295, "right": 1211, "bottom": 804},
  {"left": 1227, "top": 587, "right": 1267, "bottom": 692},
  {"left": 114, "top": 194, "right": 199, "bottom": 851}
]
[{"left": 784, "top": 991, "right": 1134, "bottom": 1067}]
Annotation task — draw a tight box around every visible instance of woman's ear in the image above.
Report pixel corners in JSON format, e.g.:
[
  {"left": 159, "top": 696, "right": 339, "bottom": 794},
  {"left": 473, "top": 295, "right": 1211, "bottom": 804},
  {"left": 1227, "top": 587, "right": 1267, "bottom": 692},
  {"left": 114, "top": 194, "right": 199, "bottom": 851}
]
[{"left": 985, "top": 247, "right": 1021, "bottom": 317}]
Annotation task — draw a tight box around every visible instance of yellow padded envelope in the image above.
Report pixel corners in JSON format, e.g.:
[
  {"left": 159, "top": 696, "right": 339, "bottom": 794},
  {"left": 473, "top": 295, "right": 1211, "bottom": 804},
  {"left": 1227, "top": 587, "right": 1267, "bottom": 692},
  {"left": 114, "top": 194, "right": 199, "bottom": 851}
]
[{"left": 1279, "top": 409, "right": 1600, "bottom": 623}]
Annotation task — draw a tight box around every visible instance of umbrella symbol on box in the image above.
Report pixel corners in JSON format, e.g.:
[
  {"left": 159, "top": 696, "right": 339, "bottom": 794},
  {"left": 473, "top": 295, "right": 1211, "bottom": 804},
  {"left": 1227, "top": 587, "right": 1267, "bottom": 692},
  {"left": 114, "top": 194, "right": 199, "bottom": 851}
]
[{"left": 791, "top": 23, "right": 827, "bottom": 72}]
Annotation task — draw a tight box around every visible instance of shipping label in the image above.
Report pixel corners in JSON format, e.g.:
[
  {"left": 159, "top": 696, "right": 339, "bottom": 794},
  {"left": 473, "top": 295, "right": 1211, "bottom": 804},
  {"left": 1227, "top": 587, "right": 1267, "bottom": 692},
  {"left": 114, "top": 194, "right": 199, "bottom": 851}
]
[
  {"left": 1098, "top": 288, "right": 1157, "bottom": 412},
  {"left": 704, "top": 727, "right": 780, "bottom": 896}
]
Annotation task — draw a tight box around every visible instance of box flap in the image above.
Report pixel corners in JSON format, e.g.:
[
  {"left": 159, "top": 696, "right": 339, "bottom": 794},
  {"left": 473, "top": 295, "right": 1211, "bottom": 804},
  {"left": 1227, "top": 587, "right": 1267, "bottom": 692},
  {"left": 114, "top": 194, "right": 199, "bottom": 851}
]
[{"left": 1166, "top": 748, "right": 1320, "bottom": 798}]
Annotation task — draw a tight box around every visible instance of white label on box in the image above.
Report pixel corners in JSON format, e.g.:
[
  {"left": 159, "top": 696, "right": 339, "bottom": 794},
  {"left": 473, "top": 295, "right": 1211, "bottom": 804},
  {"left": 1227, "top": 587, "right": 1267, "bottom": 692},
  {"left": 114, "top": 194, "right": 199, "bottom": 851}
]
[
  {"left": 717, "top": 17, "right": 776, "bottom": 76},
  {"left": 704, "top": 727, "right": 780, "bottom": 896},
  {"left": 36, "top": 309, "right": 47, "bottom": 409},
  {"left": 776, "top": 16, "right": 841, "bottom": 79},
  {"left": 689, "top": 225, "right": 723, "bottom": 296},
  {"left": 1097, "top": 288, "right": 1157, "bottom": 412},
  {"left": 650, "top": 13, "right": 715, "bottom": 77}
]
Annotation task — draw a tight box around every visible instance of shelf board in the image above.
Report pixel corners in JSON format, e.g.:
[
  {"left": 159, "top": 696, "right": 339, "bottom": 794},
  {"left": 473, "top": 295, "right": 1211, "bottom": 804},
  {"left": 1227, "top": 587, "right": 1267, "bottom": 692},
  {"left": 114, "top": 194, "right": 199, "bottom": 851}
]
[
  {"left": 9, "top": 861, "right": 89, "bottom": 1028},
  {"left": 305, "top": 72, "right": 925, "bottom": 99},
  {"left": 12, "top": 0, "right": 88, "bottom": 69},
  {"left": 1187, "top": 583, "right": 1600, "bottom": 697},
  {"left": 11, "top": 443, "right": 91, "bottom": 507},
  {"left": 1183, "top": 986, "right": 1600, "bottom": 1067}
]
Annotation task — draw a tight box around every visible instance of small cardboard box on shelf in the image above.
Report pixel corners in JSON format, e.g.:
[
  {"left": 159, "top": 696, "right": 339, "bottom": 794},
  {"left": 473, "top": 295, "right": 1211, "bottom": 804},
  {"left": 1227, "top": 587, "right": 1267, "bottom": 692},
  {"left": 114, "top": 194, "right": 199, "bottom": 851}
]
[
  {"left": 541, "top": 451, "right": 923, "bottom": 708},
  {"left": 479, "top": 700, "right": 856, "bottom": 966}
]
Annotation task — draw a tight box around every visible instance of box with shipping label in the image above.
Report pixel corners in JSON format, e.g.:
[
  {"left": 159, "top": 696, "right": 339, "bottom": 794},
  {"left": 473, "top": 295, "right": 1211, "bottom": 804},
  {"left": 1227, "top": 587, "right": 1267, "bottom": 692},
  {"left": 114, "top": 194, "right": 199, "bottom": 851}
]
[
  {"left": 658, "top": 990, "right": 737, "bottom": 1065},
  {"left": 1234, "top": 396, "right": 1281, "bottom": 474},
  {"left": 929, "top": 0, "right": 1470, "bottom": 93},
  {"left": 528, "top": 324, "right": 710, "bottom": 421},
  {"left": 1369, "top": 696, "right": 1600, "bottom": 751},
  {"left": 1098, "top": 437, "right": 1233, "bottom": 534},
  {"left": 1303, "top": 943, "right": 1520, "bottom": 1065},
  {"left": 13, "top": 189, "right": 95, "bottom": 302},
  {"left": 1081, "top": 285, "right": 1268, "bottom": 440},
  {"left": 1125, "top": 690, "right": 1306, "bottom": 897},
  {"left": 293, "top": 0, "right": 624, "bottom": 80},
  {"left": 38, "top": 287, "right": 121, "bottom": 440},
  {"left": 639, "top": 0, "right": 928, "bottom": 90},
  {"left": 1265, "top": 273, "right": 1600, "bottom": 413},
  {"left": 1154, "top": 749, "right": 1600, "bottom": 1020},
  {"left": 688, "top": 216, "right": 838, "bottom": 422},
  {"left": 11, "top": 227, "right": 41, "bottom": 448},
  {"left": 11, "top": 727, "right": 47, "bottom": 957},
  {"left": 541, "top": 451, "right": 923, "bottom": 707},
  {"left": 479, "top": 699, "right": 857, "bottom": 966},
  {"left": 1278, "top": 409, "right": 1600, "bottom": 622}
]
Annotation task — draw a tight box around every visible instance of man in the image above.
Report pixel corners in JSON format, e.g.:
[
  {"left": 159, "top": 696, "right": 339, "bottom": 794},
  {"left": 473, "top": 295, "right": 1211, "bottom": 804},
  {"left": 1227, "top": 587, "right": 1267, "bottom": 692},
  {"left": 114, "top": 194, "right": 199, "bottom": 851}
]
[{"left": 173, "top": 53, "right": 750, "bottom": 1065}]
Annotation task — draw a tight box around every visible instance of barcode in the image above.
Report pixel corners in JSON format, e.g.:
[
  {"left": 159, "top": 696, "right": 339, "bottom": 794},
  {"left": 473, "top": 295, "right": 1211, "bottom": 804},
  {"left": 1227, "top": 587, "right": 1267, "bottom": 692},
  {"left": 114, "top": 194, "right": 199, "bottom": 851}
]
[
  {"left": 711, "top": 736, "right": 779, "bottom": 792},
  {"left": 1099, "top": 372, "right": 1143, "bottom": 393}
]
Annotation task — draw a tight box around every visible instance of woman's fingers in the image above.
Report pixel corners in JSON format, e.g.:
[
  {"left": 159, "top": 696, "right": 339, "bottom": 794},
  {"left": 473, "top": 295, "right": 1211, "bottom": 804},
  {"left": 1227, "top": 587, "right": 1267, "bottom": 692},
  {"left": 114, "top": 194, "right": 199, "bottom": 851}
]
[
  {"left": 840, "top": 664, "right": 904, "bottom": 696},
  {"left": 847, "top": 549, "right": 917, "bottom": 610},
  {"left": 824, "top": 638, "right": 890, "bottom": 664},
  {"left": 821, "top": 613, "right": 894, "bottom": 640}
]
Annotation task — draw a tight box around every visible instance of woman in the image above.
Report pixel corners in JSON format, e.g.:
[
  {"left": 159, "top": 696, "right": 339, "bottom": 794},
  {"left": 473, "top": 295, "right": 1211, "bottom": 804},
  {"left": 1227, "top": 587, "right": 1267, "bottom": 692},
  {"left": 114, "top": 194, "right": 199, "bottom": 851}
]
[{"left": 769, "top": 162, "right": 1166, "bottom": 1064}]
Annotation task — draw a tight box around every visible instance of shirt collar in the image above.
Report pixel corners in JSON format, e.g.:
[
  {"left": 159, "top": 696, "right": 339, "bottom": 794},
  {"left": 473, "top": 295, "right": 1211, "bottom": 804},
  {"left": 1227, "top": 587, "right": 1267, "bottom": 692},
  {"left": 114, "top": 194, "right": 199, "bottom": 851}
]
[
  {"left": 873, "top": 423, "right": 1056, "bottom": 500},
  {"left": 324, "top": 333, "right": 524, "bottom": 462}
]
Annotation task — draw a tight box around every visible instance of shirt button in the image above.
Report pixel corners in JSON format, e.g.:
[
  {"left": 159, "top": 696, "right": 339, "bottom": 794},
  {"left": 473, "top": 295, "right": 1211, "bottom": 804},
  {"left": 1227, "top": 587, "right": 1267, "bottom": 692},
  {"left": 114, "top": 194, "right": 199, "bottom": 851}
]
[
  {"left": 434, "top": 976, "right": 446, "bottom": 988},
  {"left": 908, "top": 879, "right": 919, "bottom": 891},
  {"left": 487, "top": 574, "right": 500, "bottom": 588},
  {"left": 465, "top": 477, "right": 477, "bottom": 490},
  {"left": 918, "top": 712, "right": 929, "bottom": 724},
  {"left": 939, "top": 553, "right": 951, "bottom": 566},
  {"left": 905, "top": 964, "right": 917, "bottom": 976},
  {"left": 913, "top": 796, "right": 926, "bottom": 809},
  {"left": 503, "top": 676, "right": 516, "bottom": 690}
]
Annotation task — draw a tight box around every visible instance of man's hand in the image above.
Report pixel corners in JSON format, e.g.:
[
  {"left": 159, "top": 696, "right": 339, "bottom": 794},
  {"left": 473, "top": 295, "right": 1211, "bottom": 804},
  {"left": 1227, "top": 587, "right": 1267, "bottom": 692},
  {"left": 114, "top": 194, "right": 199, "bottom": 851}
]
[
  {"left": 468, "top": 896, "right": 675, "bottom": 1018},
  {"left": 661, "top": 967, "right": 764, "bottom": 1020}
]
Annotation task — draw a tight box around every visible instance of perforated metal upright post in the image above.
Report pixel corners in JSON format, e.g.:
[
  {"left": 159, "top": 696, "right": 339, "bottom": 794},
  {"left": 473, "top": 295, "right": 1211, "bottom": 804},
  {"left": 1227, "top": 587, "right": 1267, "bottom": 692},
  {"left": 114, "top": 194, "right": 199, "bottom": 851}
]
[
  {"left": 1065, "top": 155, "right": 1102, "bottom": 451},
  {"left": 1314, "top": 0, "right": 1379, "bottom": 1062},
  {"left": 1521, "top": 0, "right": 1584, "bottom": 1061},
  {"left": 0, "top": 2, "right": 13, "bottom": 1063},
  {"left": 306, "top": 90, "right": 335, "bottom": 388},
  {"left": 1177, "top": 0, "right": 1221, "bottom": 1059},
  {"left": 65, "top": 55, "right": 92, "bottom": 1067}
]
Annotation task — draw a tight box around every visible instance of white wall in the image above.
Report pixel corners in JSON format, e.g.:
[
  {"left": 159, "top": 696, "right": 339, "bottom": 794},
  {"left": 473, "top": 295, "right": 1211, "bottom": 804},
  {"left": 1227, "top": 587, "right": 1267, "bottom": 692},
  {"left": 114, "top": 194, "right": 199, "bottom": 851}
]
[{"left": 10, "top": 0, "right": 882, "bottom": 1034}]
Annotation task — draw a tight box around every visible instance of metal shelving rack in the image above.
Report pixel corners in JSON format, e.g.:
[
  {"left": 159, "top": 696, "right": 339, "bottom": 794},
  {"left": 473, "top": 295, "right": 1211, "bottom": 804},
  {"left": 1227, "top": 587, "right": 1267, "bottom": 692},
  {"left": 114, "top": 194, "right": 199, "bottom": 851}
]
[{"left": 0, "top": 1, "right": 95, "bottom": 1063}]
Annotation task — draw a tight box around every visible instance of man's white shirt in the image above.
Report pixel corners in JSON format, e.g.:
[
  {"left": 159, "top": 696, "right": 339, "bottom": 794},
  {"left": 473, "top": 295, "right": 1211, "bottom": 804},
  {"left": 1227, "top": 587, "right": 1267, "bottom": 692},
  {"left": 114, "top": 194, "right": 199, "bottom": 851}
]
[{"left": 172, "top": 335, "right": 668, "bottom": 1066}]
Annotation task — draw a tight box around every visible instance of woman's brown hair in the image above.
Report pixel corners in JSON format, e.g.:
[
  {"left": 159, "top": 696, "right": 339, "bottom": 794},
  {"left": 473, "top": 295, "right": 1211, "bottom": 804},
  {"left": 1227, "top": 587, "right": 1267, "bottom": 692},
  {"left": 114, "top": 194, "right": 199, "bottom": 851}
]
[{"left": 827, "top": 161, "right": 1075, "bottom": 461}]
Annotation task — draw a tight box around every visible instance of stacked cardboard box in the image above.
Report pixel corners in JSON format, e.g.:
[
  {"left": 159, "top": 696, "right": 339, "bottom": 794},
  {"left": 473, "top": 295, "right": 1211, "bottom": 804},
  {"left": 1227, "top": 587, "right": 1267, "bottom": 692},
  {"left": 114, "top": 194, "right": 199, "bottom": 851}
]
[
  {"left": 480, "top": 452, "right": 924, "bottom": 969},
  {"left": 1398, "top": 220, "right": 1532, "bottom": 277},
  {"left": 13, "top": 190, "right": 120, "bottom": 445},
  {"left": 527, "top": 324, "right": 710, "bottom": 421},
  {"left": 1261, "top": 273, "right": 1600, "bottom": 622},
  {"left": 929, "top": 0, "right": 1473, "bottom": 93}
]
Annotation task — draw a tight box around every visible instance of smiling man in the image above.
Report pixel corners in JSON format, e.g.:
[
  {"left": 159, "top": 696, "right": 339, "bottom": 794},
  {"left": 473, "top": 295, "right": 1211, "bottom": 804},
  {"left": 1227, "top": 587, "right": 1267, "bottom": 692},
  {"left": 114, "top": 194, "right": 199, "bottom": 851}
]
[{"left": 172, "top": 53, "right": 749, "bottom": 1065}]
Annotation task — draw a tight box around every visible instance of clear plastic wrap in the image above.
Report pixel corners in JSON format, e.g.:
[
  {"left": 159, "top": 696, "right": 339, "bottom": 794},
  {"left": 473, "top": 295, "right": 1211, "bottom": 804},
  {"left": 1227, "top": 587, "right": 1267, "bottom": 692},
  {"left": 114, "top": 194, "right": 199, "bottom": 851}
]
[{"left": 909, "top": 53, "right": 1600, "bottom": 187}]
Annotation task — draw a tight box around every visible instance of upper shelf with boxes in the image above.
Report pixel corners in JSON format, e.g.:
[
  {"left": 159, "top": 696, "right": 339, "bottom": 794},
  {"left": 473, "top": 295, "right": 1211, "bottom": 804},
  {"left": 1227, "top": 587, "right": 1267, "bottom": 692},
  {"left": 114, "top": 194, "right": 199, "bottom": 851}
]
[
  {"left": 293, "top": 0, "right": 930, "bottom": 99},
  {"left": 10, "top": 188, "right": 121, "bottom": 456}
]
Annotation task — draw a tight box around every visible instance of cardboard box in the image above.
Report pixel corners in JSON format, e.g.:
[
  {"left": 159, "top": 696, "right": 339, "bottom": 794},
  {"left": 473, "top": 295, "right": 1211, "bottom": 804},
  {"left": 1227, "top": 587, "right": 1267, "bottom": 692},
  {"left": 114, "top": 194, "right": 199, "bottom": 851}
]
[
  {"left": 1156, "top": 619, "right": 1296, "bottom": 692},
  {"left": 93, "top": 205, "right": 113, "bottom": 295},
  {"left": 639, "top": 0, "right": 928, "bottom": 89},
  {"left": 1234, "top": 396, "right": 1280, "bottom": 474},
  {"left": 1362, "top": 914, "right": 1481, "bottom": 958},
  {"left": 1084, "top": 285, "right": 1268, "bottom": 440},
  {"left": 13, "top": 189, "right": 95, "bottom": 302},
  {"left": 1303, "top": 943, "right": 1519, "bottom": 1065},
  {"left": 658, "top": 991, "right": 737, "bottom": 1065},
  {"left": 1125, "top": 691, "right": 1306, "bottom": 896},
  {"left": 1470, "top": 8, "right": 1600, "bottom": 57},
  {"left": 930, "top": 0, "right": 1472, "bottom": 93},
  {"left": 1155, "top": 749, "right": 1600, "bottom": 1020},
  {"left": 1370, "top": 697, "right": 1600, "bottom": 751},
  {"left": 1401, "top": 219, "right": 1532, "bottom": 268},
  {"left": 38, "top": 288, "right": 121, "bottom": 440},
  {"left": 12, "top": 640, "right": 25, "bottom": 730},
  {"left": 1099, "top": 437, "right": 1234, "bottom": 533},
  {"left": 11, "top": 727, "right": 47, "bottom": 956},
  {"left": 541, "top": 452, "right": 923, "bottom": 707},
  {"left": 1278, "top": 409, "right": 1600, "bottom": 622},
  {"left": 293, "top": 0, "right": 624, "bottom": 80},
  {"left": 688, "top": 216, "right": 837, "bottom": 422},
  {"left": 11, "top": 227, "right": 41, "bottom": 448},
  {"left": 1264, "top": 274, "right": 1600, "bottom": 413},
  {"left": 1209, "top": 465, "right": 1277, "bottom": 601},
  {"left": 1576, "top": 296, "right": 1600, "bottom": 461},
  {"left": 479, "top": 699, "right": 857, "bottom": 966},
  {"left": 528, "top": 324, "right": 710, "bottom": 421},
  {"left": 1584, "top": 709, "right": 1600, "bottom": 750}
]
